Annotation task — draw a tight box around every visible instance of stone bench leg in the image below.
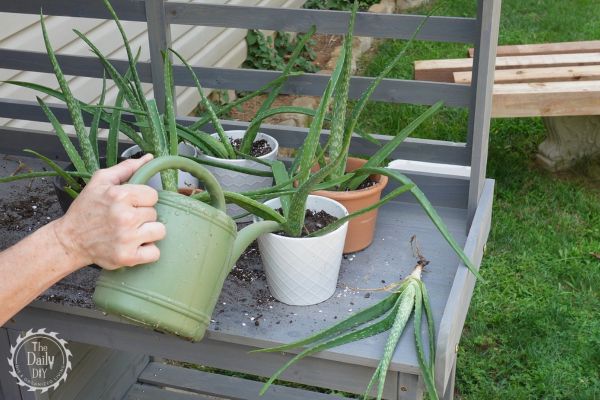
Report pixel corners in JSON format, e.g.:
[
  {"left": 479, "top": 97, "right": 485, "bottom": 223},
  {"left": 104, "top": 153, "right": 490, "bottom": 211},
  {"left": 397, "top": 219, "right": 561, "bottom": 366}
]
[{"left": 537, "top": 116, "right": 600, "bottom": 171}]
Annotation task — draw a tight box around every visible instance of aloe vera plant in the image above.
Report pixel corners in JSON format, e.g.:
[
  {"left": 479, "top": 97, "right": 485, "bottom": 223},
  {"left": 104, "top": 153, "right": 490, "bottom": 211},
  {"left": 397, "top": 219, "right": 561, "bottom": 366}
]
[{"left": 255, "top": 237, "right": 439, "bottom": 400}]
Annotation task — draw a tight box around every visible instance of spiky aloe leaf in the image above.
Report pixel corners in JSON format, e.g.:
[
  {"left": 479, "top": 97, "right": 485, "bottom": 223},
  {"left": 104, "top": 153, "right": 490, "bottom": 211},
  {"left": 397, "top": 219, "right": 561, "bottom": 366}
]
[
  {"left": 170, "top": 49, "right": 236, "bottom": 159},
  {"left": 4, "top": 80, "right": 147, "bottom": 149},
  {"left": 89, "top": 74, "right": 107, "bottom": 161},
  {"left": 107, "top": 85, "right": 126, "bottom": 167},
  {"left": 328, "top": 1, "right": 358, "bottom": 180},
  {"left": 188, "top": 71, "right": 302, "bottom": 132},
  {"left": 40, "top": 14, "right": 98, "bottom": 173},
  {"left": 146, "top": 99, "right": 177, "bottom": 191},
  {"left": 259, "top": 299, "right": 401, "bottom": 396},
  {"left": 177, "top": 125, "right": 228, "bottom": 158},
  {"left": 0, "top": 171, "right": 90, "bottom": 183},
  {"left": 240, "top": 26, "right": 317, "bottom": 154},
  {"left": 23, "top": 149, "right": 81, "bottom": 191},
  {"left": 36, "top": 97, "right": 88, "bottom": 179},
  {"left": 254, "top": 290, "right": 402, "bottom": 355},
  {"left": 271, "top": 160, "right": 292, "bottom": 217},
  {"left": 414, "top": 281, "right": 438, "bottom": 400},
  {"left": 183, "top": 155, "right": 272, "bottom": 177},
  {"left": 344, "top": 12, "right": 434, "bottom": 158},
  {"left": 190, "top": 191, "right": 286, "bottom": 224},
  {"left": 163, "top": 52, "right": 178, "bottom": 157},
  {"left": 373, "top": 280, "right": 417, "bottom": 400},
  {"left": 306, "top": 183, "right": 415, "bottom": 237},
  {"left": 343, "top": 100, "right": 444, "bottom": 190},
  {"left": 245, "top": 106, "right": 321, "bottom": 140},
  {"left": 353, "top": 167, "right": 481, "bottom": 280}
]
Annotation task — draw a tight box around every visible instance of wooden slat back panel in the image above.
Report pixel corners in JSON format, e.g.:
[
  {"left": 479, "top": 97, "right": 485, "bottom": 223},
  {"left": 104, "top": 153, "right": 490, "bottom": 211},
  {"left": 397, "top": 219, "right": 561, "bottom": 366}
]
[
  {"left": 454, "top": 65, "right": 600, "bottom": 84},
  {"left": 468, "top": 39, "right": 600, "bottom": 57}
]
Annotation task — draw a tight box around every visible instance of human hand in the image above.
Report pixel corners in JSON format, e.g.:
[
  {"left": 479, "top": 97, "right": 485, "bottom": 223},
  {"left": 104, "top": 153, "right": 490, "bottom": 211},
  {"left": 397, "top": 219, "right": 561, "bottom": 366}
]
[{"left": 52, "top": 154, "right": 166, "bottom": 271}]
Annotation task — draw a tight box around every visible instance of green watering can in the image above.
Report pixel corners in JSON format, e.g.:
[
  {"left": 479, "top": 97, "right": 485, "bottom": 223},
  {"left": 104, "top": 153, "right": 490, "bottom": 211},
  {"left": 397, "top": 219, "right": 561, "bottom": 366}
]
[{"left": 93, "top": 156, "right": 280, "bottom": 341}]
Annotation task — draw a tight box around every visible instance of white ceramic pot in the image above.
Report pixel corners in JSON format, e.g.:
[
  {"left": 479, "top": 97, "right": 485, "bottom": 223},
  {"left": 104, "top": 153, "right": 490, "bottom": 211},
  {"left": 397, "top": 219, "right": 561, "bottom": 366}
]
[
  {"left": 121, "top": 143, "right": 199, "bottom": 190},
  {"left": 255, "top": 195, "right": 349, "bottom": 306},
  {"left": 201, "top": 130, "right": 278, "bottom": 222}
]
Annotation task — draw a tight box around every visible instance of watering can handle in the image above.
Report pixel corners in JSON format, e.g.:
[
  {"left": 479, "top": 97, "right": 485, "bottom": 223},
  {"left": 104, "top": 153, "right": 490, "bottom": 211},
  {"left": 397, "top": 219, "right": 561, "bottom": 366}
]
[{"left": 128, "top": 155, "right": 226, "bottom": 212}]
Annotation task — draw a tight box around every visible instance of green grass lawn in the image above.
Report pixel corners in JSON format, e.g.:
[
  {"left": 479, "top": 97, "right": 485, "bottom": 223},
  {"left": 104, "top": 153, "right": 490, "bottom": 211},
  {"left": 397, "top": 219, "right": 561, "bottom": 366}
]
[{"left": 357, "top": 0, "right": 600, "bottom": 398}]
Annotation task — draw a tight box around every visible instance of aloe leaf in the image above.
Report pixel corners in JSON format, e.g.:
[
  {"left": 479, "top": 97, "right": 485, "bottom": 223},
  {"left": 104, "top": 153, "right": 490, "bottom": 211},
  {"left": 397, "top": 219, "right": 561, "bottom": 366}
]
[
  {"left": 36, "top": 97, "right": 88, "bottom": 178},
  {"left": 23, "top": 149, "right": 81, "bottom": 191},
  {"left": 183, "top": 155, "right": 272, "bottom": 177},
  {"left": 146, "top": 99, "right": 177, "bottom": 191},
  {"left": 177, "top": 125, "right": 228, "bottom": 158},
  {"left": 260, "top": 300, "right": 401, "bottom": 396},
  {"left": 0, "top": 171, "right": 90, "bottom": 183},
  {"left": 375, "top": 281, "right": 417, "bottom": 400},
  {"left": 222, "top": 192, "right": 286, "bottom": 224},
  {"left": 4, "top": 81, "right": 147, "bottom": 149},
  {"left": 170, "top": 48, "right": 236, "bottom": 159},
  {"left": 307, "top": 183, "right": 415, "bottom": 238},
  {"left": 255, "top": 291, "right": 401, "bottom": 354},
  {"left": 73, "top": 30, "right": 141, "bottom": 112},
  {"left": 413, "top": 284, "right": 439, "bottom": 400},
  {"left": 240, "top": 26, "right": 317, "bottom": 154},
  {"left": 163, "top": 52, "right": 178, "bottom": 158},
  {"left": 233, "top": 150, "right": 273, "bottom": 167},
  {"left": 40, "top": 15, "right": 98, "bottom": 173},
  {"left": 107, "top": 86, "right": 126, "bottom": 167},
  {"left": 418, "top": 280, "right": 436, "bottom": 371},
  {"left": 344, "top": 13, "right": 433, "bottom": 154},
  {"left": 89, "top": 74, "right": 107, "bottom": 161},
  {"left": 328, "top": 1, "right": 358, "bottom": 180},
  {"left": 348, "top": 167, "right": 482, "bottom": 280},
  {"left": 188, "top": 71, "right": 303, "bottom": 131},
  {"left": 344, "top": 100, "right": 444, "bottom": 190},
  {"left": 102, "top": 0, "right": 147, "bottom": 109},
  {"left": 271, "top": 160, "right": 291, "bottom": 217},
  {"left": 64, "top": 185, "right": 79, "bottom": 199},
  {"left": 245, "top": 106, "right": 320, "bottom": 140}
]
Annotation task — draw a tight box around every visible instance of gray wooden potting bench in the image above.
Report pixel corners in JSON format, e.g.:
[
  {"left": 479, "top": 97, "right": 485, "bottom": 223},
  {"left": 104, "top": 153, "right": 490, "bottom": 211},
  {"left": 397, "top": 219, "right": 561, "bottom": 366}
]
[{"left": 0, "top": 0, "right": 501, "bottom": 399}]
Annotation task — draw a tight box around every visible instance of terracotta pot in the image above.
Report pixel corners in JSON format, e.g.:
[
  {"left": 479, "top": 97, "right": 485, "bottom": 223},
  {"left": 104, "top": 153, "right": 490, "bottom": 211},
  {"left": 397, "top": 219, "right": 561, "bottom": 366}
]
[{"left": 312, "top": 157, "right": 388, "bottom": 253}]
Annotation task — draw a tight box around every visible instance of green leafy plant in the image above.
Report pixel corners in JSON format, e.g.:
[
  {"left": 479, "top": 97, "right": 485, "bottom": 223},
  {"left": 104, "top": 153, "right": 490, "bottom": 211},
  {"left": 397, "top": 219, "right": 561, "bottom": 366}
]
[
  {"left": 255, "top": 237, "right": 439, "bottom": 400},
  {"left": 304, "top": 0, "right": 379, "bottom": 11},
  {"left": 244, "top": 30, "right": 318, "bottom": 73}
]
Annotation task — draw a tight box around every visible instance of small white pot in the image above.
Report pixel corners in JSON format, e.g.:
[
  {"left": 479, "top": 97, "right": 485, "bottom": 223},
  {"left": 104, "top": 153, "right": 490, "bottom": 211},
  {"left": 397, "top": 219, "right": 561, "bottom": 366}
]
[
  {"left": 121, "top": 143, "right": 199, "bottom": 190},
  {"left": 255, "top": 195, "right": 349, "bottom": 306},
  {"left": 200, "top": 130, "right": 278, "bottom": 222}
]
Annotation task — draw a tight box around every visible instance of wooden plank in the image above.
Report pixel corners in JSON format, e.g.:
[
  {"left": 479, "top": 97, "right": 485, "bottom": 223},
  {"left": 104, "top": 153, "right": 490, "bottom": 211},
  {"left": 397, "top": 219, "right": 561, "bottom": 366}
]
[
  {"left": 492, "top": 80, "right": 600, "bottom": 117},
  {"left": 0, "top": 0, "right": 146, "bottom": 21},
  {"left": 468, "top": 40, "right": 600, "bottom": 57},
  {"left": 415, "top": 52, "right": 600, "bottom": 82},
  {"left": 166, "top": 3, "right": 478, "bottom": 43},
  {"left": 138, "top": 362, "right": 356, "bottom": 400},
  {"left": 0, "top": 49, "right": 471, "bottom": 107},
  {"left": 466, "top": 0, "right": 501, "bottom": 226},
  {"left": 454, "top": 65, "right": 600, "bottom": 84},
  {"left": 127, "top": 384, "right": 218, "bottom": 400},
  {"left": 436, "top": 179, "right": 493, "bottom": 394}
]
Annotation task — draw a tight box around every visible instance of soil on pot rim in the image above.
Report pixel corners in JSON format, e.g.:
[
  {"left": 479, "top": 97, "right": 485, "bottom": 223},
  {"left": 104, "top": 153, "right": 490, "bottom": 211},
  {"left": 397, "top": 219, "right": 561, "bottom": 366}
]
[
  {"left": 230, "top": 138, "right": 272, "bottom": 157},
  {"left": 128, "top": 151, "right": 145, "bottom": 159},
  {"left": 275, "top": 208, "right": 338, "bottom": 237}
]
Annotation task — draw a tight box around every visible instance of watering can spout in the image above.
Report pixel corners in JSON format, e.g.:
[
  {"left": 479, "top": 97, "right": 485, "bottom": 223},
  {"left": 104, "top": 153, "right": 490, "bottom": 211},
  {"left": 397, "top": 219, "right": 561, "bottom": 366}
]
[{"left": 232, "top": 220, "right": 281, "bottom": 268}]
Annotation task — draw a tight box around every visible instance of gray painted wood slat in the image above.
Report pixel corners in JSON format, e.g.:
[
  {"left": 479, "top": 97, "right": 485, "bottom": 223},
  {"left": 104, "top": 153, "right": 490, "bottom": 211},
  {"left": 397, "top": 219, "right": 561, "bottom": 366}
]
[
  {"left": 435, "top": 179, "right": 494, "bottom": 395},
  {"left": 0, "top": 49, "right": 471, "bottom": 107},
  {"left": 138, "top": 362, "right": 355, "bottom": 400},
  {"left": 1, "top": 0, "right": 146, "bottom": 21},
  {"left": 166, "top": 3, "right": 477, "bottom": 43},
  {"left": 0, "top": 329, "right": 22, "bottom": 400},
  {"left": 127, "top": 384, "right": 217, "bottom": 400},
  {"left": 145, "top": 0, "right": 173, "bottom": 114},
  {"left": 466, "top": 0, "right": 502, "bottom": 225}
]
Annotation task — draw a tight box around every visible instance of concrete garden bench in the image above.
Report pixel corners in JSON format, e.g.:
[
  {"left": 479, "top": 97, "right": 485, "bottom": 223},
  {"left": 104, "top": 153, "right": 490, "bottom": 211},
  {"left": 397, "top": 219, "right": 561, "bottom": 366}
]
[
  {"left": 0, "top": 0, "right": 501, "bottom": 398},
  {"left": 414, "top": 40, "right": 600, "bottom": 171}
]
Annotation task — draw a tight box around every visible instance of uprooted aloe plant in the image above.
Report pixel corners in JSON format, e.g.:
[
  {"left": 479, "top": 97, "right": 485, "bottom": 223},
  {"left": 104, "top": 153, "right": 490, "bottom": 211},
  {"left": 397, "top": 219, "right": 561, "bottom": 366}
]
[{"left": 255, "top": 237, "right": 439, "bottom": 400}]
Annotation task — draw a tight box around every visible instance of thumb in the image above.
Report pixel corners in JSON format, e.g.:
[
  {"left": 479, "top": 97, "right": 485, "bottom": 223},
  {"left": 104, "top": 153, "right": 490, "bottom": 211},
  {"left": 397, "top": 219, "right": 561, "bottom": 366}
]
[{"left": 100, "top": 153, "right": 154, "bottom": 185}]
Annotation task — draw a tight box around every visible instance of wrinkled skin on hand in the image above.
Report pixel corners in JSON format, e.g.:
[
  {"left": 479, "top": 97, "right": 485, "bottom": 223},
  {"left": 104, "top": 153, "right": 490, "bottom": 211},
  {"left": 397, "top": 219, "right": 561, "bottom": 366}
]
[{"left": 53, "top": 154, "right": 166, "bottom": 270}]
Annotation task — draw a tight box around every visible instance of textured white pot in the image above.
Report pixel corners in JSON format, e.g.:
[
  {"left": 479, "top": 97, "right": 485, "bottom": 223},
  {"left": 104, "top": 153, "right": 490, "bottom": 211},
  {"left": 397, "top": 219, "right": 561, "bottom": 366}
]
[
  {"left": 255, "top": 195, "right": 349, "bottom": 306},
  {"left": 121, "top": 143, "right": 199, "bottom": 190},
  {"left": 200, "top": 130, "right": 278, "bottom": 222}
]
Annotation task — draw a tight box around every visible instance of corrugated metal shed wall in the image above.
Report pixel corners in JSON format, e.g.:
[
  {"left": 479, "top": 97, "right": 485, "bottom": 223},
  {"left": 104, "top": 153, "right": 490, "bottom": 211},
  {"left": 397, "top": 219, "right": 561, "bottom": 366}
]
[{"left": 0, "top": 0, "right": 305, "bottom": 134}]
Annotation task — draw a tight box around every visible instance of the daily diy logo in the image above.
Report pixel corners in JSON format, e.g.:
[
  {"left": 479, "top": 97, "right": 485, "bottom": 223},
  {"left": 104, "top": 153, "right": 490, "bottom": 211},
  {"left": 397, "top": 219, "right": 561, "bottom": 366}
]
[{"left": 7, "top": 329, "right": 72, "bottom": 393}]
